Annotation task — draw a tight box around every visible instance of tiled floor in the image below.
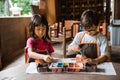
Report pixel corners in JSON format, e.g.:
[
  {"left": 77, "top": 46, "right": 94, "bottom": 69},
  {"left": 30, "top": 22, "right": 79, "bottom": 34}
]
[{"left": 2, "top": 53, "right": 25, "bottom": 70}]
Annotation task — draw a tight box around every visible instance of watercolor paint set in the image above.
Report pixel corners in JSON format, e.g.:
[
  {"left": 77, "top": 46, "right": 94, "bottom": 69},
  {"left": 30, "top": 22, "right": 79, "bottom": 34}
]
[
  {"left": 37, "top": 58, "right": 97, "bottom": 73},
  {"left": 49, "top": 62, "right": 85, "bottom": 72}
]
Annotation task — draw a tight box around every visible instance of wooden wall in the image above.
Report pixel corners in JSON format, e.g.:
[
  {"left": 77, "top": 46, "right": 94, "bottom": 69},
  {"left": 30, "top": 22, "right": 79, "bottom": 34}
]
[
  {"left": 46, "top": 0, "right": 56, "bottom": 25},
  {"left": 114, "top": 0, "right": 120, "bottom": 19},
  {"left": 0, "top": 16, "right": 31, "bottom": 68}
]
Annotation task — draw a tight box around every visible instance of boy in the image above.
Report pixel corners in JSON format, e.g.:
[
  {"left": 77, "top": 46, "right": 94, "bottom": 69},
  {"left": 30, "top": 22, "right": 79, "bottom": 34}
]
[{"left": 67, "top": 10, "right": 108, "bottom": 64}]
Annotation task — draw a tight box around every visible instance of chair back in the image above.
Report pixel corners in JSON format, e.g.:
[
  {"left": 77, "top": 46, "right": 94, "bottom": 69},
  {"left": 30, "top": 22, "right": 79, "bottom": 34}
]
[
  {"left": 24, "top": 47, "right": 29, "bottom": 64},
  {"left": 30, "top": 5, "right": 41, "bottom": 15},
  {"left": 49, "top": 22, "right": 74, "bottom": 57}
]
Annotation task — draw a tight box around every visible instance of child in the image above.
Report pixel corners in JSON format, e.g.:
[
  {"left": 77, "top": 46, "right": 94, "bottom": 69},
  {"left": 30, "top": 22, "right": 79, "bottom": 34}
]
[
  {"left": 67, "top": 10, "right": 108, "bottom": 64},
  {"left": 25, "top": 14, "right": 54, "bottom": 64}
]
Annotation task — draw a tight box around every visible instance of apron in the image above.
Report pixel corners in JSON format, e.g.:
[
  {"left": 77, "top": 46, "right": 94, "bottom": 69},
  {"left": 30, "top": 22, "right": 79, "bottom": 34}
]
[
  {"left": 66, "top": 33, "right": 99, "bottom": 59},
  {"left": 79, "top": 33, "right": 99, "bottom": 59}
]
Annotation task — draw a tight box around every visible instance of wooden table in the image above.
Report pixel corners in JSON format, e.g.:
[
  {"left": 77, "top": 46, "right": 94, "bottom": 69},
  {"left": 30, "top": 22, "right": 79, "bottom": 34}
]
[{"left": 0, "top": 62, "right": 120, "bottom": 80}]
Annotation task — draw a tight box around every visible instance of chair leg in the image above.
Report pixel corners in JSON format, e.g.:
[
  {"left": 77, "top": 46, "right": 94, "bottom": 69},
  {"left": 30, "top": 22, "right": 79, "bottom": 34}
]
[
  {"left": 49, "top": 27, "right": 51, "bottom": 38},
  {"left": 63, "top": 27, "right": 66, "bottom": 58},
  {"left": 0, "top": 55, "right": 2, "bottom": 70},
  {"left": 107, "top": 45, "right": 111, "bottom": 61}
]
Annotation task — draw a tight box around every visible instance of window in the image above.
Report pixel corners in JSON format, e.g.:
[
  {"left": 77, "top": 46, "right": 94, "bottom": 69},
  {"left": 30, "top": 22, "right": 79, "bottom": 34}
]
[{"left": 0, "top": 0, "right": 32, "bottom": 16}]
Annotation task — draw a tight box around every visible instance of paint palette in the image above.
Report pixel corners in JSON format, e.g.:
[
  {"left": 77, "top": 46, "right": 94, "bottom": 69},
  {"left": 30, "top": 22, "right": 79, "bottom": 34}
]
[
  {"left": 48, "top": 58, "right": 86, "bottom": 72},
  {"left": 37, "top": 58, "right": 97, "bottom": 73},
  {"left": 49, "top": 62, "right": 85, "bottom": 72}
]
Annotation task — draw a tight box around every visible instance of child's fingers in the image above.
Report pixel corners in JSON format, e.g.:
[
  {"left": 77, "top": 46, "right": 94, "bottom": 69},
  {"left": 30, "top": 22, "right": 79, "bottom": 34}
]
[
  {"left": 49, "top": 56, "right": 53, "bottom": 60},
  {"left": 35, "top": 59, "right": 44, "bottom": 64},
  {"left": 43, "top": 55, "right": 53, "bottom": 63},
  {"left": 46, "top": 56, "right": 53, "bottom": 62},
  {"left": 48, "top": 57, "right": 53, "bottom": 62},
  {"left": 83, "top": 58, "right": 92, "bottom": 63},
  {"left": 35, "top": 59, "right": 40, "bottom": 64}
]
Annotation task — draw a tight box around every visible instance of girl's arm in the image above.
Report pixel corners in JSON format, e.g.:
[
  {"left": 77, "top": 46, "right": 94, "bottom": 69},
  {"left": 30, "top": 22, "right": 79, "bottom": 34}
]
[{"left": 27, "top": 48, "right": 53, "bottom": 63}]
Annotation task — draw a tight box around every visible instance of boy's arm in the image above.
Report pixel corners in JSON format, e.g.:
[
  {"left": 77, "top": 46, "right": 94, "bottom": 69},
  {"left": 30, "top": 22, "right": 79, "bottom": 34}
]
[
  {"left": 85, "top": 35, "right": 108, "bottom": 64},
  {"left": 67, "top": 32, "right": 82, "bottom": 54},
  {"left": 83, "top": 55, "right": 107, "bottom": 64},
  {"left": 93, "top": 55, "right": 107, "bottom": 63},
  {"left": 95, "top": 34, "right": 108, "bottom": 63},
  {"left": 85, "top": 40, "right": 108, "bottom": 64},
  {"left": 68, "top": 45, "right": 81, "bottom": 54}
]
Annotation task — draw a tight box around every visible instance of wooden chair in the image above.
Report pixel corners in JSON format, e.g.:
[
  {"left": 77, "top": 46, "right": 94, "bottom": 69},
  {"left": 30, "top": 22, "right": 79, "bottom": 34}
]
[
  {"left": 30, "top": 5, "right": 41, "bottom": 15},
  {"left": 30, "top": 5, "right": 46, "bottom": 16},
  {"left": 65, "top": 20, "right": 80, "bottom": 37},
  {"left": 49, "top": 22, "right": 73, "bottom": 57},
  {"left": 107, "top": 44, "right": 111, "bottom": 61}
]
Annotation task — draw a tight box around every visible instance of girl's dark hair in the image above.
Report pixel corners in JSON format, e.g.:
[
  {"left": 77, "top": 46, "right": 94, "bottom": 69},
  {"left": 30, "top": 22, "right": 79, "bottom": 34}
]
[
  {"left": 29, "top": 14, "right": 50, "bottom": 42},
  {"left": 81, "top": 9, "right": 100, "bottom": 28}
]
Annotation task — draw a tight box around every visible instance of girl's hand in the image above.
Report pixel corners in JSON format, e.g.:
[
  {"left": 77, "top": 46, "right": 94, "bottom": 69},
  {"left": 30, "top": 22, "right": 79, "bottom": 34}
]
[
  {"left": 35, "top": 59, "right": 44, "bottom": 64},
  {"left": 43, "top": 55, "right": 53, "bottom": 63}
]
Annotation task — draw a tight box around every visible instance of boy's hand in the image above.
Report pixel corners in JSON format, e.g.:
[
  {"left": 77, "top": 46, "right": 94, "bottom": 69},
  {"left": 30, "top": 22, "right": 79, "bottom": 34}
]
[
  {"left": 73, "top": 45, "right": 81, "bottom": 52},
  {"left": 83, "top": 58, "right": 96, "bottom": 64},
  {"left": 76, "top": 54, "right": 87, "bottom": 63},
  {"left": 43, "top": 55, "right": 53, "bottom": 63}
]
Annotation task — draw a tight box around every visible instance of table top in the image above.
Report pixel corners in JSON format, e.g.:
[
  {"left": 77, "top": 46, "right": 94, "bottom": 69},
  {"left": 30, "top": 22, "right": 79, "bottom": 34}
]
[{"left": 0, "top": 62, "right": 120, "bottom": 80}]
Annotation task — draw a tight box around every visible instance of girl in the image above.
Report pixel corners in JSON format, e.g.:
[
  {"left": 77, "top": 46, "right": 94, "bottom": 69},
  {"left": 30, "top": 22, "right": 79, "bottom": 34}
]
[
  {"left": 25, "top": 14, "right": 54, "bottom": 64},
  {"left": 67, "top": 10, "right": 108, "bottom": 64}
]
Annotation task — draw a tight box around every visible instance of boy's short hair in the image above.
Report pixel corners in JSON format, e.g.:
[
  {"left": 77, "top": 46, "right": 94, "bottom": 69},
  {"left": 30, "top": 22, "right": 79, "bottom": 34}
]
[{"left": 81, "top": 9, "right": 100, "bottom": 28}]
